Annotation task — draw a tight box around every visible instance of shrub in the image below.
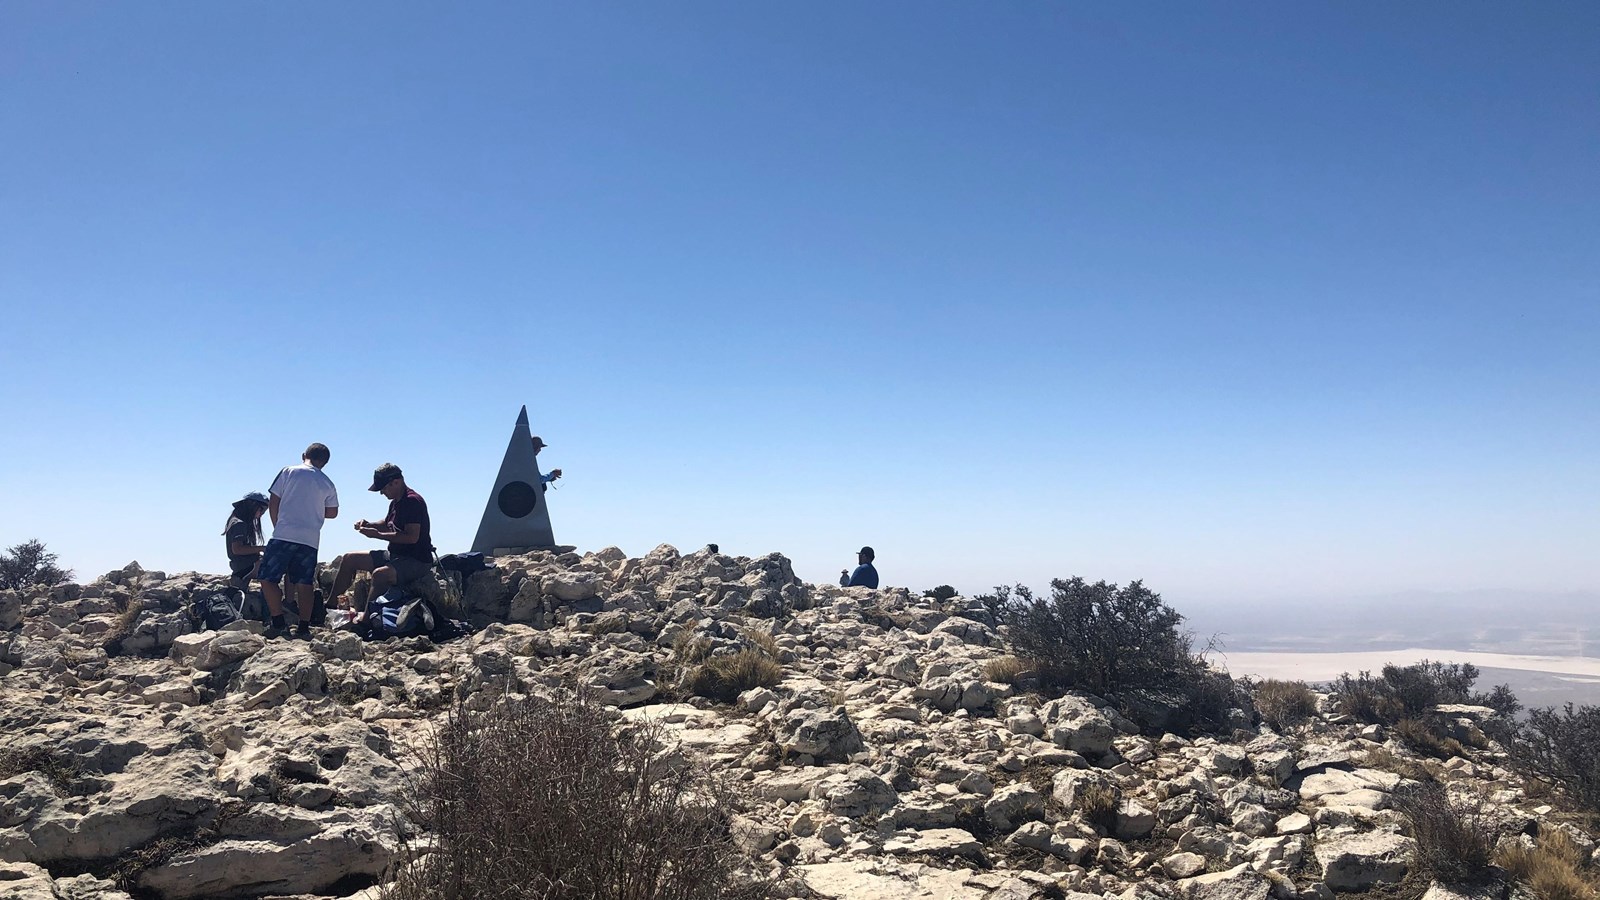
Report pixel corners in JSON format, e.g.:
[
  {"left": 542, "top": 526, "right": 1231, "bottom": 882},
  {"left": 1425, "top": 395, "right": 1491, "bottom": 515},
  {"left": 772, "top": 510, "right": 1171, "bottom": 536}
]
[
  {"left": 1498, "top": 828, "right": 1598, "bottom": 900},
  {"left": 976, "top": 584, "right": 1031, "bottom": 631},
  {"left": 1005, "top": 577, "right": 1191, "bottom": 698},
  {"left": 384, "top": 691, "right": 767, "bottom": 900},
  {"left": 1511, "top": 704, "right": 1600, "bottom": 815},
  {"left": 922, "top": 585, "right": 958, "bottom": 602},
  {"left": 1333, "top": 661, "right": 1482, "bottom": 726},
  {"left": 1252, "top": 679, "right": 1318, "bottom": 731},
  {"left": 0, "top": 539, "right": 72, "bottom": 591},
  {"left": 1474, "top": 683, "right": 1523, "bottom": 718},
  {"left": 1391, "top": 779, "right": 1498, "bottom": 884},
  {"left": 684, "top": 650, "right": 784, "bottom": 703}
]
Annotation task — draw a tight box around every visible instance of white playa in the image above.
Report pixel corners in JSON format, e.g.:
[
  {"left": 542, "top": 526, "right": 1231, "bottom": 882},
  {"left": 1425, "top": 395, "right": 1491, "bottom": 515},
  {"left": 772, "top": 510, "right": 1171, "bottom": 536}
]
[{"left": 1219, "top": 648, "right": 1600, "bottom": 684}]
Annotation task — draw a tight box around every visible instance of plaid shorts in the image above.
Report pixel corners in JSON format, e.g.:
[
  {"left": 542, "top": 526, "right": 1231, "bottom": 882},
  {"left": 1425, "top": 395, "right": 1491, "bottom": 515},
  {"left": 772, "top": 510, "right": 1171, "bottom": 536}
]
[{"left": 259, "top": 539, "right": 318, "bottom": 586}]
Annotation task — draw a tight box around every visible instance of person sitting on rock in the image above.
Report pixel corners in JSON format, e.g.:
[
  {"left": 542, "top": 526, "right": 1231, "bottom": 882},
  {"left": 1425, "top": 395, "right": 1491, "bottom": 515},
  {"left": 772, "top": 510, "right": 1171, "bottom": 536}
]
[
  {"left": 329, "top": 463, "right": 435, "bottom": 609},
  {"left": 224, "top": 491, "right": 270, "bottom": 589},
  {"left": 840, "top": 546, "right": 879, "bottom": 589}
]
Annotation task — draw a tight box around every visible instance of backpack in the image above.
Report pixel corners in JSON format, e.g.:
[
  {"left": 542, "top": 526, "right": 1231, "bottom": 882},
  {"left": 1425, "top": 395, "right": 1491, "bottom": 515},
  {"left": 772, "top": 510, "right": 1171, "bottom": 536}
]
[
  {"left": 363, "top": 588, "right": 437, "bottom": 639},
  {"left": 437, "top": 552, "right": 490, "bottom": 579},
  {"left": 192, "top": 589, "right": 243, "bottom": 630}
]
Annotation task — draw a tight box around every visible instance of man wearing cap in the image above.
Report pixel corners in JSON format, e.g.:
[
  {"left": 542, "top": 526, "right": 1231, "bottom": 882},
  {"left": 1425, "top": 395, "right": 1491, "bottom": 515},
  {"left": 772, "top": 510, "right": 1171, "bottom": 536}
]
[
  {"left": 531, "top": 435, "right": 562, "bottom": 489},
  {"left": 329, "top": 463, "right": 435, "bottom": 609},
  {"left": 260, "top": 443, "right": 339, "bottom": 639},
  {"left": 840, "top": 546, "right": 879, "bottom": 589}
]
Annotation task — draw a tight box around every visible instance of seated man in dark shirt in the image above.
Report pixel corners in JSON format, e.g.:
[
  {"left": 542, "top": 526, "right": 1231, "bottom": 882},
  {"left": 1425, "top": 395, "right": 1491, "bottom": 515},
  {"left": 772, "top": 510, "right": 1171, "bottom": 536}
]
[
  {"left": 330, "top": 463, "right": 435, "bottom": 608},
  {"left": 839, "top": 546, "right": 879, "bottom": 589}
]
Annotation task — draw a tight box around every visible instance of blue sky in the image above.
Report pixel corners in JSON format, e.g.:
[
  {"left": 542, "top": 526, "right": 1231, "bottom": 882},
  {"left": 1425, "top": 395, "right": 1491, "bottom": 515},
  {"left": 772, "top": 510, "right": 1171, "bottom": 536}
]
[{"left": 2, "top": 3, "right": 1595, "bottom": 610}]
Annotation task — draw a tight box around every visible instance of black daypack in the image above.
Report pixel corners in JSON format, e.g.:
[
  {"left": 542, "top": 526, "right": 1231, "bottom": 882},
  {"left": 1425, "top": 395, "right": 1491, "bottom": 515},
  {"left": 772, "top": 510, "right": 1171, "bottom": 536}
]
[
  {"left": 437, "top": 552, "right": 490, "bottom": 579},
  {"left": 192, "top": 590, "right": 243, "bottom": 630}
]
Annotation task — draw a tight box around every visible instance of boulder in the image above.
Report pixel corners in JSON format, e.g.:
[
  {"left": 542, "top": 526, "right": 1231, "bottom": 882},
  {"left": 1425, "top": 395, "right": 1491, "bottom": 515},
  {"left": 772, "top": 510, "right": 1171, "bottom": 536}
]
[{"left": 1314, "top": 831, "right": 1414, "bottom": 891}]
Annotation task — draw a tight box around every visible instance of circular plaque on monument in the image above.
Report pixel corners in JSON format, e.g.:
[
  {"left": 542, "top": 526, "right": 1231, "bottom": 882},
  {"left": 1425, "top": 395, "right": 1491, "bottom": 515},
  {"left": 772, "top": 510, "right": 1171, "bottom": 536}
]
[{"left": 497, "top": 481, "right": 539, "bottom": 518}]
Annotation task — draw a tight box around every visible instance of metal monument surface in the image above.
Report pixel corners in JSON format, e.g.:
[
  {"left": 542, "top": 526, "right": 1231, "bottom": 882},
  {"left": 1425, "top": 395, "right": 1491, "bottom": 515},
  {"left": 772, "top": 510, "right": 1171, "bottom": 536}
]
[{"left": 471, "top": 406, "right": 556, "bottom": 553}]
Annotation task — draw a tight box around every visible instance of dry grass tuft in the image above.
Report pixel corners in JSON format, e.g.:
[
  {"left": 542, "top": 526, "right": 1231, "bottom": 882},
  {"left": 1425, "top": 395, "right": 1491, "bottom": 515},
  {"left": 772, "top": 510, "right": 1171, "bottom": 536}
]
[
  {"left": 983, "top": 656, "right": 1033, "bottom": 685},
  {"left": 0, "top": 747, "right": 88, "bottom": 795},
  {"left": 743, "top": 629, "right": 782, "bottom": 660},
  {"left": 1394, "top": 718, "right": 1468, "bottom": 760},
  {"left": 1252, "top": 678, "right": 1318, "bottom": 730},
  {"left": 1077, "top": 783, "right": 1120, "bottom": 832},
  {"left": 1498, "top": 828, "right": 1599, "bottom": 900},
  {"left": 685, "top": 650, "right": 784, "bottom": 704}
]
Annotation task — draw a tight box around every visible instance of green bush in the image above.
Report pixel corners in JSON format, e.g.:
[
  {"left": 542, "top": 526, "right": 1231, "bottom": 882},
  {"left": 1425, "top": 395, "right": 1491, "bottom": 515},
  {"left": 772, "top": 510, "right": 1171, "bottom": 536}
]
[
  {"left": 1005, "top": 577, "right": 1190, "bottom": 697},
  {"left": 1001, "top": 577, "right": 1243, "bottom": 733},
  {"left": 0, "top": 539, "right": 72, "bottom": 591},
  {"left": 1511, "top": 704, "right": 1600, "bottom": 815},
  {"left": 922, "top": 585, "right": 958, "bottom": 602},
  {"left": 1333, "top": 660, "right": 1483, "bottom": 725}
]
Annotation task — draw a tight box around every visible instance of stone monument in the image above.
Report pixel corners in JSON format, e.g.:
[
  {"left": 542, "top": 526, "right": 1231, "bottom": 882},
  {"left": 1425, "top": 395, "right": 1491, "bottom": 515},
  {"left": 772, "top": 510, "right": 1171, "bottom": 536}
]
[{"left": 471, "top": 406, "right": 557, "bottom": 553}]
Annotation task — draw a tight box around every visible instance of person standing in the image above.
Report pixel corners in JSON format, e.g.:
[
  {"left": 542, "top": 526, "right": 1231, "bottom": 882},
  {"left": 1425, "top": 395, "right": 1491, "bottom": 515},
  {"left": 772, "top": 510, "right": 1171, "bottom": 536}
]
[
  {"left": 531, "top": 435, "right": 563, "bottom": 489},
  {"left": 259, "top": 443, "right": 339, "bottom": 639},
  {"left": 329, "top": 463, "right": 434, "bottom": 609},
  {"left": 840, "top": 546, "right": 879, "bottom": 589}
]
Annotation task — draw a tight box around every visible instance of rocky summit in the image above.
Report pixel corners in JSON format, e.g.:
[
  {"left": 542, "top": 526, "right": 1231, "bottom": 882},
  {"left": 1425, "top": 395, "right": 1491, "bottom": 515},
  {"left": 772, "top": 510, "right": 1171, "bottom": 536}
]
[{"left": 0, "top": 546, "right": 1588, "bottom": 899}]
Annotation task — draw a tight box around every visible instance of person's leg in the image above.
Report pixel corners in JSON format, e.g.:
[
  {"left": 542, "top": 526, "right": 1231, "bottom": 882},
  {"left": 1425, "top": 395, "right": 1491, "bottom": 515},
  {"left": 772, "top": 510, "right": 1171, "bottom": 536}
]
[
  {"left": 257, "top": 541, "right": 290, "bottom": 629},
  {"left": 285, "top": 543, "right": 319, "bottom": 637},
  {"left": 371, "top": 564, "right": 397, "bottom": 598},
  {"left": 331, "top": 552, "right": 376, "bottom": 608}
]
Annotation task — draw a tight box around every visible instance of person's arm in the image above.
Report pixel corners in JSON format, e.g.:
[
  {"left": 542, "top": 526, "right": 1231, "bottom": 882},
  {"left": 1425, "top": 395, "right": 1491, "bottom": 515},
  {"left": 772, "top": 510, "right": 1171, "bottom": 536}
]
[
  {"left": 268, "top": 494, "right": 281, "bottom": 527},
  {"left": 359, "top": 522, "right": 421, "bottom": 544},
  {"left": 325, "top": 506, "right": 339, "bottom": 519},
  {"left": 325, "top": 484, "right": 339, "bottom": 519},
  {"left": 230, "top": 538, "right": 265, "bottom": 556}
]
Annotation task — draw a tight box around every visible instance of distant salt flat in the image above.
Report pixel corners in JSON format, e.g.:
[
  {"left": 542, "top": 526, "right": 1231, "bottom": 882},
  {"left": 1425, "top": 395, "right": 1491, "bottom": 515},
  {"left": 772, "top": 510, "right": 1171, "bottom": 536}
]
[{"left": 1218, "top": 648, "right": 1600, "bottom": 683}]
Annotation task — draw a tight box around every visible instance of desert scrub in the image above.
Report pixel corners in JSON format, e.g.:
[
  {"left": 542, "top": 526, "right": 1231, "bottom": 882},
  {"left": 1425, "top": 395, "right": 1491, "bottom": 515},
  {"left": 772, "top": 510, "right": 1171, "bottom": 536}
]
[
  {"left": 1076, "top": 783, "right": 1120, "bottom": 832},
  {"left": 383, "top": 691, "right": 767, "bottom": 900},
  {"left": 1391, "top": 779, "right": 1498, "bottom": 884},
  {"left": 1511, "top": 704, "right": 1600, "bottom": 816},
  {"left": 1393, "top": 718, "right": 1469, "bottom": 760},
  {"left": 1250, "top": 678, "right": 1317, "bottom": 730}
]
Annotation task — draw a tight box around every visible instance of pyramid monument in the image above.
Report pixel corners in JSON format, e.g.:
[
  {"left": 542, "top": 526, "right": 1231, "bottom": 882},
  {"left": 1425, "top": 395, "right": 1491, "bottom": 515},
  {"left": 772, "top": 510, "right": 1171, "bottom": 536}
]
[{"left": 471, "top": 406, "right": 556, "bottom": 553}]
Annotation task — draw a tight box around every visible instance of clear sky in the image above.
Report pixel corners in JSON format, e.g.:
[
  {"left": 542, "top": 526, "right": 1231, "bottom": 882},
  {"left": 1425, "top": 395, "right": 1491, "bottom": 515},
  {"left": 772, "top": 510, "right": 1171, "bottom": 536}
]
[{"left": 2, "top": 3, "right": 1595, "bottom": 611}]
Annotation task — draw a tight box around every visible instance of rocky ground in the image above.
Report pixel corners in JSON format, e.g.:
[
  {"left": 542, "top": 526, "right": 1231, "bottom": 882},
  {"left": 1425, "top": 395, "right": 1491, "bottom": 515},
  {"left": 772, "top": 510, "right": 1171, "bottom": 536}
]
[{"left": 1, "top": 545, "right": 1593, "bottom": 900}]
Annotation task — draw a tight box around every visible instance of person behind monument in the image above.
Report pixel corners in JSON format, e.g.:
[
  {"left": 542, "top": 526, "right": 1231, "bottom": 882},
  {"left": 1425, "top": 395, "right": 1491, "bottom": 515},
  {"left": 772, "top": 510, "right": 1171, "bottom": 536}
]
[
  {"left": 530, "top": 435, "right": 562, "bottom": 489},
  {"left": 260, "top": 443, "right": 339, "bottom": 639},
  {"left": 329, "top": 463, "right": 435, "bottom": 609},
  {"left": 840, "top": 546, "right": 879, "bottom": 588},
  {"left": 223, "top": 491, "right": 270, "bottom": 588}
]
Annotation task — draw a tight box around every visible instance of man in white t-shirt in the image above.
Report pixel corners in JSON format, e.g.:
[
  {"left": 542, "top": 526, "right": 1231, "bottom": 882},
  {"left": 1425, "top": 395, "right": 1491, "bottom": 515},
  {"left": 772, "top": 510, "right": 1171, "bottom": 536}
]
[{"left": 259, "top": 443, "right": 339, "bottom": 639}]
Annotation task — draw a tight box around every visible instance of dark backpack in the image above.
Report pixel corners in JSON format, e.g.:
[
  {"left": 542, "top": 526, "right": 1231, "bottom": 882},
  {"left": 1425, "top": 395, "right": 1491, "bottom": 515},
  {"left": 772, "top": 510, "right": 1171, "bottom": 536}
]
[
  {"left": 192, "top": 589, "right": 243, "bottom": 630},
  {"left": 437, "top": 552, "right": 490, "bottom": 579},
  {"left": 363, "top": 588, "right": 437, "bottom": 639}
]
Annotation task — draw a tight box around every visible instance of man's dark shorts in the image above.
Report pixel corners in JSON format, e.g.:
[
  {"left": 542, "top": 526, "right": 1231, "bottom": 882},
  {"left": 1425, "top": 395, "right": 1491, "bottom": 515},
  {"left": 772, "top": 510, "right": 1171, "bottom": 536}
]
[
  {"left": 372, "top": 550, "right": 433, "bottom": 585},
  {"left": 259, "top": 539, "right": 319, "bottom": 586}
]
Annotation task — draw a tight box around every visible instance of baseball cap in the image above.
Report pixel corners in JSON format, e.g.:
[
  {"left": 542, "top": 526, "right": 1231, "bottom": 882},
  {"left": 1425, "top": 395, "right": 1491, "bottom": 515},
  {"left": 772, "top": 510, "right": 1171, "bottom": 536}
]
[{"left": 369, "top": 463, "right": 403, "bottom": 492}]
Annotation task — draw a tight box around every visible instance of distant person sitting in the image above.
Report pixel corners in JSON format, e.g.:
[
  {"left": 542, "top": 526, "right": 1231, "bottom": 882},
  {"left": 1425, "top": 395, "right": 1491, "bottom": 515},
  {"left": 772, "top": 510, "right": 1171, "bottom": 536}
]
[
  {"left": 260, "top": 443, "right": 339, "bottom": 639},
  {"left": 224, "top": 491, "right": 270, "bottom": 588},
  {"left": 840, "top": 546, "right": 879, "bottom": 589},
  {"left": 330, "top": 463, "right": 435, "bottom": 609},
  {"left": 531, "top": 435, "right": 562, "bottom": 490}
]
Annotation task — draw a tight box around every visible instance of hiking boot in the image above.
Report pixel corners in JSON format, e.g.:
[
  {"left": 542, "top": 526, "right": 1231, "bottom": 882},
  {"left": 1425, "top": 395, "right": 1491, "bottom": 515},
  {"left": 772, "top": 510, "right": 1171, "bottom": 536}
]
[
  {"left": 293, "top": 623, "right": 312, "bottom": 641},
  {"left": 264, "top": 622, "right": 289, "bottom": 640}
]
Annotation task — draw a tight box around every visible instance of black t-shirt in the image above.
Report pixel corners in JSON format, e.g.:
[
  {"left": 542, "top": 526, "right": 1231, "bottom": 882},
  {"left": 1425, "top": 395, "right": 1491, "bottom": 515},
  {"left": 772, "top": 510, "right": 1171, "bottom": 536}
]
[
  {"left": 386, "top": 489, "right": 434, "bottom": 562},
  {"left": 225, "top": 516, "right": 260, "bottom": 578}
]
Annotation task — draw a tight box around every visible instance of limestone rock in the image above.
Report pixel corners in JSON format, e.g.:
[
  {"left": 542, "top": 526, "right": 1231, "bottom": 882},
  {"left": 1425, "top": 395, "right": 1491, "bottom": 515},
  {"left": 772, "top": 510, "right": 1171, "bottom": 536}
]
[{"left": 1314, "top": 831, "right": 1414, "bottom": 891}]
